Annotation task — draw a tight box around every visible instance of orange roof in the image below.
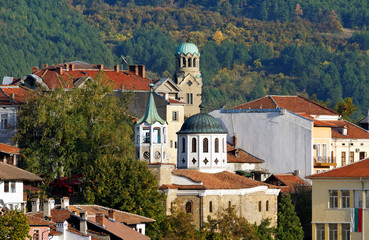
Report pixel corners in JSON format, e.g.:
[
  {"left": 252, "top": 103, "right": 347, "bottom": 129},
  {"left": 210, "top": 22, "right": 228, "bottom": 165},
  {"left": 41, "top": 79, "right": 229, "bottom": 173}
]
[
  {"left": 68, "top": 205, "right": 155, "bottom": 225},
  {"left": 31, "top": 207, "right": 72, "bottom": 223},
  {"left": 0, "top": 85, "right": 31, "bottom": 105},
  {"left": 0, "top": 143, "right": 20, "bottom": 154},
  {"left": 172, "top": 169, "right": 278, "bottom": 190},
  {"left": 307, "top": 157, "right": 369, "bottom": 179},
  {"left": 227, "top": 144, "right": 264, "bottom": 163},
  {"left": 32, "top": 61, "right": 151, "bottom": 91},
  {"left": 88, "top": 215, "right": 150, "bottom": 240},
  {"left": 27, "top": 215, "right": 54, "bottom": 226},
  {"left": 328, "top": 120, "right": 369, "bottom": 139},
  {"left": 232, "top": 95, "right": 338, "bottom": 116},
  {"left": 265, "top": 174, "right": 309, "bottom": 187}
]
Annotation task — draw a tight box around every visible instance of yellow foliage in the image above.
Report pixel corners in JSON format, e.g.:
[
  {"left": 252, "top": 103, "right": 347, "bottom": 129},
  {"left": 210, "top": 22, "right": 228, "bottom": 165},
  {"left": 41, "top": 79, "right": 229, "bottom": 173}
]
[{"left": 213, "top": 30, "right": 224, "bottom": 45}]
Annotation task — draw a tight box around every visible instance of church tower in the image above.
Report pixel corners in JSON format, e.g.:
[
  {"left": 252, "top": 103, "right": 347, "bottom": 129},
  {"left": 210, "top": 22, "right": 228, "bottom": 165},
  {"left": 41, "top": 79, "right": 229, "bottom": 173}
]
[
  {"left": 174, "top": 42, "right": 202, "bottom": 117},
  {"left": 135, "top": 82, "right": 168, "bottom": 164},
  {"left": 177, "top": 113, "right": 228, "bottom": 173}
]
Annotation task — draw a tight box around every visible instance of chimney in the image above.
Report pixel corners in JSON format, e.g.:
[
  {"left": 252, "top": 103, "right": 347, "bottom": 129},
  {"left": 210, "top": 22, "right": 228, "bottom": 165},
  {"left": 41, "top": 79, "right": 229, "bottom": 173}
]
[
  {"left": 70, "top": 64, "right": 75, "bottom": 71},
  {"left": 9, "top": 93, "right": 15, "bottom": 103},
  {"left": 61, "top": 197, "right": 69, "bottom": 209},
  {"left": 97, "top": 64, "right": 104, "bottom": 71},
  {"left": 42, "top": 64, "right": 48, "bottom": 69},
  {"left": 293, "top": 170, "right": 301, "bottom": 176},
  {"left": 57, "top": 67, "right": 63, "bottom": 75},
  {"left": 138, "top": 65, "right": 146, "bottom": 78},
  {"left": 114, "top": 65, "right": 120, "bottom": 73},
  {"left": 129, "top": 65, "right": 139, "bottom": 75},
  {"left": 56, "top": 221, "right": 68, "bottom": 236},
  {"left": 43, "top": 198, "right": 53, "bottom": 219},
  {"left": 108, "top": 209, "right": 115, "bottom": 220},
  {"left": 31, "top": 198, "right": 40, "bottom": 213},
  {"left": 31, "top": 67, "right": 39, "bottom": 74},
  {"left": 80, "top": 211, "right": 88, "bottom": 234},
  {"left": 233, "top": 135, "right": 237, "bottom": 148},
  {"left": 96, "top": 213, "right": 105, "bottom": 227}
]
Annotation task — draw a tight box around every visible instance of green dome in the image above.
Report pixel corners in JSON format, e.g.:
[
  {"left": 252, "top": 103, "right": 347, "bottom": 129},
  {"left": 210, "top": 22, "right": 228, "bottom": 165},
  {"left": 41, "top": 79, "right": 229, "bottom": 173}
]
[
  {"left": 177, "top": 42, "right": 199, "bottom": 55},
  {"left": 178, "top": 113, "right": 227, "bottom": 134}
]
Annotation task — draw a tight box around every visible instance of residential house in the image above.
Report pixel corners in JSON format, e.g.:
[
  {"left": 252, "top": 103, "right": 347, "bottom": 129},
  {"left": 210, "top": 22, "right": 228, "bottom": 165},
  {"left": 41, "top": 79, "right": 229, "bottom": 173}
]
[
  {"left": 0, "top": 161, "right": 42, "bottom": 211},
  {"left": 307, "top": 158, "right": 369, "bottom": 240},
  {"left": 264, "top": 173, "right": 310, "bottom": 194},
  {"left": 0, "top": 142, "right": 20, "bottom": 165}
]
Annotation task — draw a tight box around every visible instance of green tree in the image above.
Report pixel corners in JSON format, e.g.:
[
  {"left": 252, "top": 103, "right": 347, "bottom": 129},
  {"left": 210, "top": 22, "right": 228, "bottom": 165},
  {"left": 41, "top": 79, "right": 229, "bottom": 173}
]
[
  {"left": 334, "top": 97, "right": 358, "bottom": 120},
  {"left": 0, "top": 210, "right": 30, "bottom": 240},
  {"left": 276, "top": 194, "right": 304, "bottom": 240},
  {"left": 15, "top": 74, "right": 165, "bottom": 238},
  {"left": 254, "top": 218, "right": 275, "bottom": 240}
]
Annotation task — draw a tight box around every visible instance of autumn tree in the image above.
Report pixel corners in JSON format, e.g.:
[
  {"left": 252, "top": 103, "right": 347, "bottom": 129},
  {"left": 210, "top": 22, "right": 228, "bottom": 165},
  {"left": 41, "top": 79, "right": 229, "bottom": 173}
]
[
  {"left": 0, "top": 210, "right": 30, "bottom": 240},
  {"left": 334, "top": 97, "right": 358, "bottom": 120},
  {"left": 276, "top": 194, "right": 304, "bottom": 240}
]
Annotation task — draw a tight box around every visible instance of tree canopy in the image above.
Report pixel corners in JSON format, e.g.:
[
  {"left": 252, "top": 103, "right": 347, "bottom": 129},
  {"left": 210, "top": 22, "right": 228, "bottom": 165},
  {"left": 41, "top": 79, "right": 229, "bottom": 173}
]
[{"left": 0, "top": 210, "right": 30, "bottom": 240}]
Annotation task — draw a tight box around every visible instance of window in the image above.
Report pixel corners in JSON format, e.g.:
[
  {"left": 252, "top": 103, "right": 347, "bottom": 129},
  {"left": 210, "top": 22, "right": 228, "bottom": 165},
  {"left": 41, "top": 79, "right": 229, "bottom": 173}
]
[
  {"left": 228, "top": 201, "right": 232, "bottom": 208},
  {"left": 0, "top": 114, "right": 8, "bottom": 130},
  {"left": 266, "top": 200, "right": 269, "bottom": 211},
  {"left": 10, "top": 182, "right": 15, "bottom": 193},
  {"left": 182, "top": 57, "right": 186, "bottom": 67},
  {"left": 142, "top": 128, "right": 150, "bottom": 143},
  {"left": 172, "top": 111, "right": 178, "bottom": 121},
  {"left": 329, "top": 190, "right": 338, "bottom": 208},
  {"left": 209, "top": 201, "right": 213, "bottom": 213},
  {"left": 192, "top": 138, "right": 197, "bottom": 152},
  {"left": 175, "top": 141, "right": 177, "bottom": 149},
  {"left": 350, "top": 152, "right": 354, "bottom": 163},
  {"left": 354, "top": 190, "right": 362, "bottom": 208},
  {"left": 4, "top": 181, "right": 9, "bottom": 192},
  {"left": 342, "top": 224, "right": 350, "bottom": 240},
  {"left": 341, "top": 190, "right": 350, "bottom": 208},
  {"left": 258, "top": 201, "right": 262, "bottom": 212},
  {"left": 33, "top": 230, "right": 39, "bottom": 240},
  {"left": 366, "top": 190, "right": 369, "bottom": 208},
  {"left": 186, "top": 93, "right": 193, "bottom": 104},
  {"left": 193, "top": 58, "right": 197, "bottom": 67},
  {"left": 329, "top": 224, "right": 337, "bottom": 240},
  {"left": 182, "top": 138, "right": 185, "bottom": 153},
  {"left": 153, "top": 128, "right": 160, "bottom": 143},
  {"left": 170, "top": 140, "right": 173, "bottom": 148},
  {"left": 188, "top": 57, "right": 192, "bottom": 67},
  {"left": 203, "top": 138, "right": 209, "bottom": 153},
  {"left": 360, "top": 152, "right": 366, "bottom": 160},
  {"left": 185, "top": 201, "right": 193, "bottom": 213},
  {"left": 341, "top": 152, "right": 346, "bottom": 166},
  {"left": 316, "top": 224, "right": 325, "bottom": 240},
  {"left": 215, "top": 138, "right": 219, "bottom": 153}
]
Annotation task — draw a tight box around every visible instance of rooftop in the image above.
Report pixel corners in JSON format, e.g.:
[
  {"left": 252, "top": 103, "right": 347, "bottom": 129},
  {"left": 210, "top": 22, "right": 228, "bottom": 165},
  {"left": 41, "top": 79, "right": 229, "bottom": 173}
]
[
  {"left": 177, "top": 113, "right": 227, "bottom": 134},
  {"left": 0, "top": 143, "right": 20, "bottom": 154},
  {"left": 0, "top": 85, "right": 31, "bottom": 105},
  {"left": 0, "top": 161, "right": 42, "bottom": 181},
  {"left": 227, "top": 144, "right": 264, "bottom": 164}
]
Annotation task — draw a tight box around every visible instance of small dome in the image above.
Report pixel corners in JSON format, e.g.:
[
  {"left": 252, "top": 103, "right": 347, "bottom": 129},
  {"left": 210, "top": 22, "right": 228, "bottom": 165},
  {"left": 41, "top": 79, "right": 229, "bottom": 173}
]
[
  {"left": 178, "top": 113, "right": 227, "bottom": 134},
  {"left": 177, "top": 42, "right": 199, "bottom": 55}
]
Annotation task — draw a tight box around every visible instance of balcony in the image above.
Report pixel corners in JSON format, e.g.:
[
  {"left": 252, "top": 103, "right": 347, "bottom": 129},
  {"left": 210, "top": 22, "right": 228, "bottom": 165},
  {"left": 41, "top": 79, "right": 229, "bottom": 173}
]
[{"left": 314, "top": 156, "right": 337, "bottom": 168}]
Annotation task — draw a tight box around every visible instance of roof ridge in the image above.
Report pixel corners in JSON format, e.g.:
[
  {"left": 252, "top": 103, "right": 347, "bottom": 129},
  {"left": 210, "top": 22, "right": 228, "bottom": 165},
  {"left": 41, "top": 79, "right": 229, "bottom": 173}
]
[
  {"left": 296, "top": 95, "right": 338, "bottom": 115},
  {"left": 269, "top": 96, "right": 280, "bottom": 108},
  {"left": 231, "top": 96, "right": 270, "bottom": 109}
]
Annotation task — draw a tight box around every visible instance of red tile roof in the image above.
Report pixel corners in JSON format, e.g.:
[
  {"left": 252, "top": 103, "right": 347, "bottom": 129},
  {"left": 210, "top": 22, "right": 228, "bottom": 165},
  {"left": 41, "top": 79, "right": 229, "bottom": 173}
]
[
  {"left": 227, "top": 144, "right": 264, "bottom": 163},
  {"left": 31, "top": 208, "right": 72, "bottom": 223},
  {"left": 88, "top": 215, "right": 150, "bottom": 240},
  {"left": 31, "top": 61, "right": 151, "bottom": 91},
  {"left": 0, "top": 85, "right": 31, "bottom": 105},
  {"left": 232, "top": 95, "right": 338, "bottom": 116},
  {"left": 328, "top": 120, "right": 369, "bottom": 139},
  {"left": 171, "top": 170, "right": 279, "bottom": 190},
  {"left": 0, "top": 143, "right": 20, "bottom": 154},
  {"left": 27, "top": 215, "right": 54, "bottom": 226},
  {"left": 307, "top": 157, "right": 369, "bottom": 178}
]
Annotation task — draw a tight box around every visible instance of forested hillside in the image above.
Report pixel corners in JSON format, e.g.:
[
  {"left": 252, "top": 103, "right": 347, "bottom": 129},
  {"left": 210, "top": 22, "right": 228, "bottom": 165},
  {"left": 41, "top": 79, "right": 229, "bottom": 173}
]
[{"left": 0, "top": 0, "right": 116, "bottom": 78}]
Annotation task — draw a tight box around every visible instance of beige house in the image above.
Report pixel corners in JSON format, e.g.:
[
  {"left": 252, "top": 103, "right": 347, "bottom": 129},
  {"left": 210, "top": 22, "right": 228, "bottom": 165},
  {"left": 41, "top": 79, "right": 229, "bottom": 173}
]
[{"left": 307, "top": 158, "right": 369, "bottom": 240}]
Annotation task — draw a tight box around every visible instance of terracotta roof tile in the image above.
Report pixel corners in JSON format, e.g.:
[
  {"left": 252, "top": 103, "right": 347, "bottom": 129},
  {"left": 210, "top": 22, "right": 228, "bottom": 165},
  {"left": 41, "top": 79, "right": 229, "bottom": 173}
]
[
  {"left": 31, "top": 208, "right": 72, "bottom": 223},
  {"left": 27, "top": 215, "right": 54, "bottom": 226},
  {"left": 172, "top": 170, "right": 278, "bottom": 190},
  {"left": 0, "top": 161, "right": 42, "bottom": 181},
  {"left": 227, "top": 144, "right": 264, "bottom": 163},
  {"left": 328, "top": 120, "right": 369, "bottom": 139},
  {"left": 0, "top": 85, "right": 31, "bottom": 105},
  {"left": 0, "top": 143, "right": 20, "bottom": 154},
  {"left": 232, "top": 95, "right": 338, "bottom": 115},
  {"left": 307, "top": 157, "right": 369, "bottom": 178}
]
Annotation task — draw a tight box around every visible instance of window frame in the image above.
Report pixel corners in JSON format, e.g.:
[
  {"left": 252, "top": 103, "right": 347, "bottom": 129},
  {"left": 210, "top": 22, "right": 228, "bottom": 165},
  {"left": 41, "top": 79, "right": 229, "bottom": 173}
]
[
  {"left": 4, "top": 181, "right": 9, "bottom": 193},
  {"left": 329, "top": 190, "right": 338, "bottom": 209},
  {"left": 341, "top": 190, "right": 350, "bottom": 208}
]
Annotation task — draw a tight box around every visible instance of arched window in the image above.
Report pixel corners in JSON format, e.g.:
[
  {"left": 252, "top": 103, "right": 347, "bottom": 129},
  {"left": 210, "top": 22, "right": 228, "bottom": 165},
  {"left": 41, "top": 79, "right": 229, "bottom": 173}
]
[
  {"left": 258, "top": 201, "right": 262, "bottom": 212},
  {"left": 188, "top": 57, "right": 192, "bottom": 67},
  {"left": 186, "top": 201, "right": 193, "bottom": 213},
  {"left": 266, "top": 200, "right": 269, "bottom": 211},
  {"left": 209, "top": 201, "right": 213, "bottom": 213},
  {"left": 203, "top": 138, "right": 209, "bottom": 153},
  {"left": 182, "top": 57, "right": 186, "bottom": 67},
  {"left": 182, "top": 137, "right": 186, "bottom": 153},
  {"left": 193, "top": 58, "right": 197, "bottom": 67},
  {"left": 228, "top": 201, "right": 232, "bottom": 209},
  {"left": 192, "top": 138, "right": 197, "bottom": 152},
  {"left": 215, "top": 138, "right": 219, "bottom": 153}
]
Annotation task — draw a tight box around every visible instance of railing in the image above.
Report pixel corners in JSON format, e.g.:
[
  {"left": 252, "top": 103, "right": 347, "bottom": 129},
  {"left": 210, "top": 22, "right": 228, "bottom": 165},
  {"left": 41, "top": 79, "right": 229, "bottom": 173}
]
[{"left": 314, "top": 156, "right": 336, "bottom": 164}]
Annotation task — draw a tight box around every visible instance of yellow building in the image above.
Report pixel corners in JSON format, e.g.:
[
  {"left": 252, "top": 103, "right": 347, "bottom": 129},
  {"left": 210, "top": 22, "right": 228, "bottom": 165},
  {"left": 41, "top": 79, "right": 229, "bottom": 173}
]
[{"left": 307, "top": 158, "right": 369, "bottom": 240}]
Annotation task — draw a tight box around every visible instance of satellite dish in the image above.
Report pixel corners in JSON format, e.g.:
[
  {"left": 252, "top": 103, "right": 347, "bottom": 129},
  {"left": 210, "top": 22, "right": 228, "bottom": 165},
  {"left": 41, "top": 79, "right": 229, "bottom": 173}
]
[{"left": 120, "top": 55, "right": 129, "bottom": 70}]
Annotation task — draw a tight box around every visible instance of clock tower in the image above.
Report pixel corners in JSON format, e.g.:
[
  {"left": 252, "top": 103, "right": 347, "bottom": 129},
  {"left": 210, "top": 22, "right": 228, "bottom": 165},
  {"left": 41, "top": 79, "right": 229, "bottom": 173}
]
[{"left": 135, "top": 82, "right": 168, "bottom": 164}]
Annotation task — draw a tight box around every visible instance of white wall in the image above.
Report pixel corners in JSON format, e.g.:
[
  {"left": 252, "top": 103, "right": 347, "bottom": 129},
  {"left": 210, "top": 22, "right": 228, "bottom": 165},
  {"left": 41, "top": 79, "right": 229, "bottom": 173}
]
[
  {"left": 0, "top": 106, "right": 17, "bottom": 145},
  {"left": 210, "top": 109, "right": 313, "bottom": 177},
  {"left": 0, "top": 181, "right": 24, "bottom": 210}
]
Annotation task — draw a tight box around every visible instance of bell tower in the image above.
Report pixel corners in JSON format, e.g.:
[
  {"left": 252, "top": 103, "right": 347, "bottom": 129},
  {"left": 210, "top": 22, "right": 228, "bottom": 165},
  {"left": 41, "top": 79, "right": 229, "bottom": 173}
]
[
  {"left": 174, "top": 42, "right": 202, "bottom": 117},
  {"left": 135, "top": 82, "right": 168, "bottom": 164}
]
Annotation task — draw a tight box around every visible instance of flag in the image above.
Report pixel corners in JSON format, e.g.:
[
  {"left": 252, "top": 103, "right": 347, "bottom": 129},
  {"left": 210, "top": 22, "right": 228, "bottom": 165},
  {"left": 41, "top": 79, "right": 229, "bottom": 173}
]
[{"left": 351, "top": 208, "right": 362, "bottom": 232}]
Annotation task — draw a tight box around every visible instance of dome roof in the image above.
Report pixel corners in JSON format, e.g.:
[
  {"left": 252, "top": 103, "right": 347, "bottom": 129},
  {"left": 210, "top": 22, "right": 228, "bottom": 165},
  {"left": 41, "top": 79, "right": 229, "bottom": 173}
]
[
  {"left": 177, "top": 42, "right": 199, "bottom": 55},
  {"left": 178, "top": 113, "right": 227, "bottom": 134}
]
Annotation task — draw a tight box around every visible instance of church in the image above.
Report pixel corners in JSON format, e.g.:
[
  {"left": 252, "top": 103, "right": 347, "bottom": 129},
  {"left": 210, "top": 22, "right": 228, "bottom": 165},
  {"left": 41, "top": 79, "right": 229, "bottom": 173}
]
[{"left": 135, "top": 43, "right": 280, "bottom": 228}]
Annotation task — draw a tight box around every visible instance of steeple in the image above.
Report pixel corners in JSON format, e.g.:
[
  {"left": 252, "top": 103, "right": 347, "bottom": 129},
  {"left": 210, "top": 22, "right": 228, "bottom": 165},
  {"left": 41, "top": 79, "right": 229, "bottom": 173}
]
[{"left": 137, "top": 82, "right": 166, "bottom": 125}]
